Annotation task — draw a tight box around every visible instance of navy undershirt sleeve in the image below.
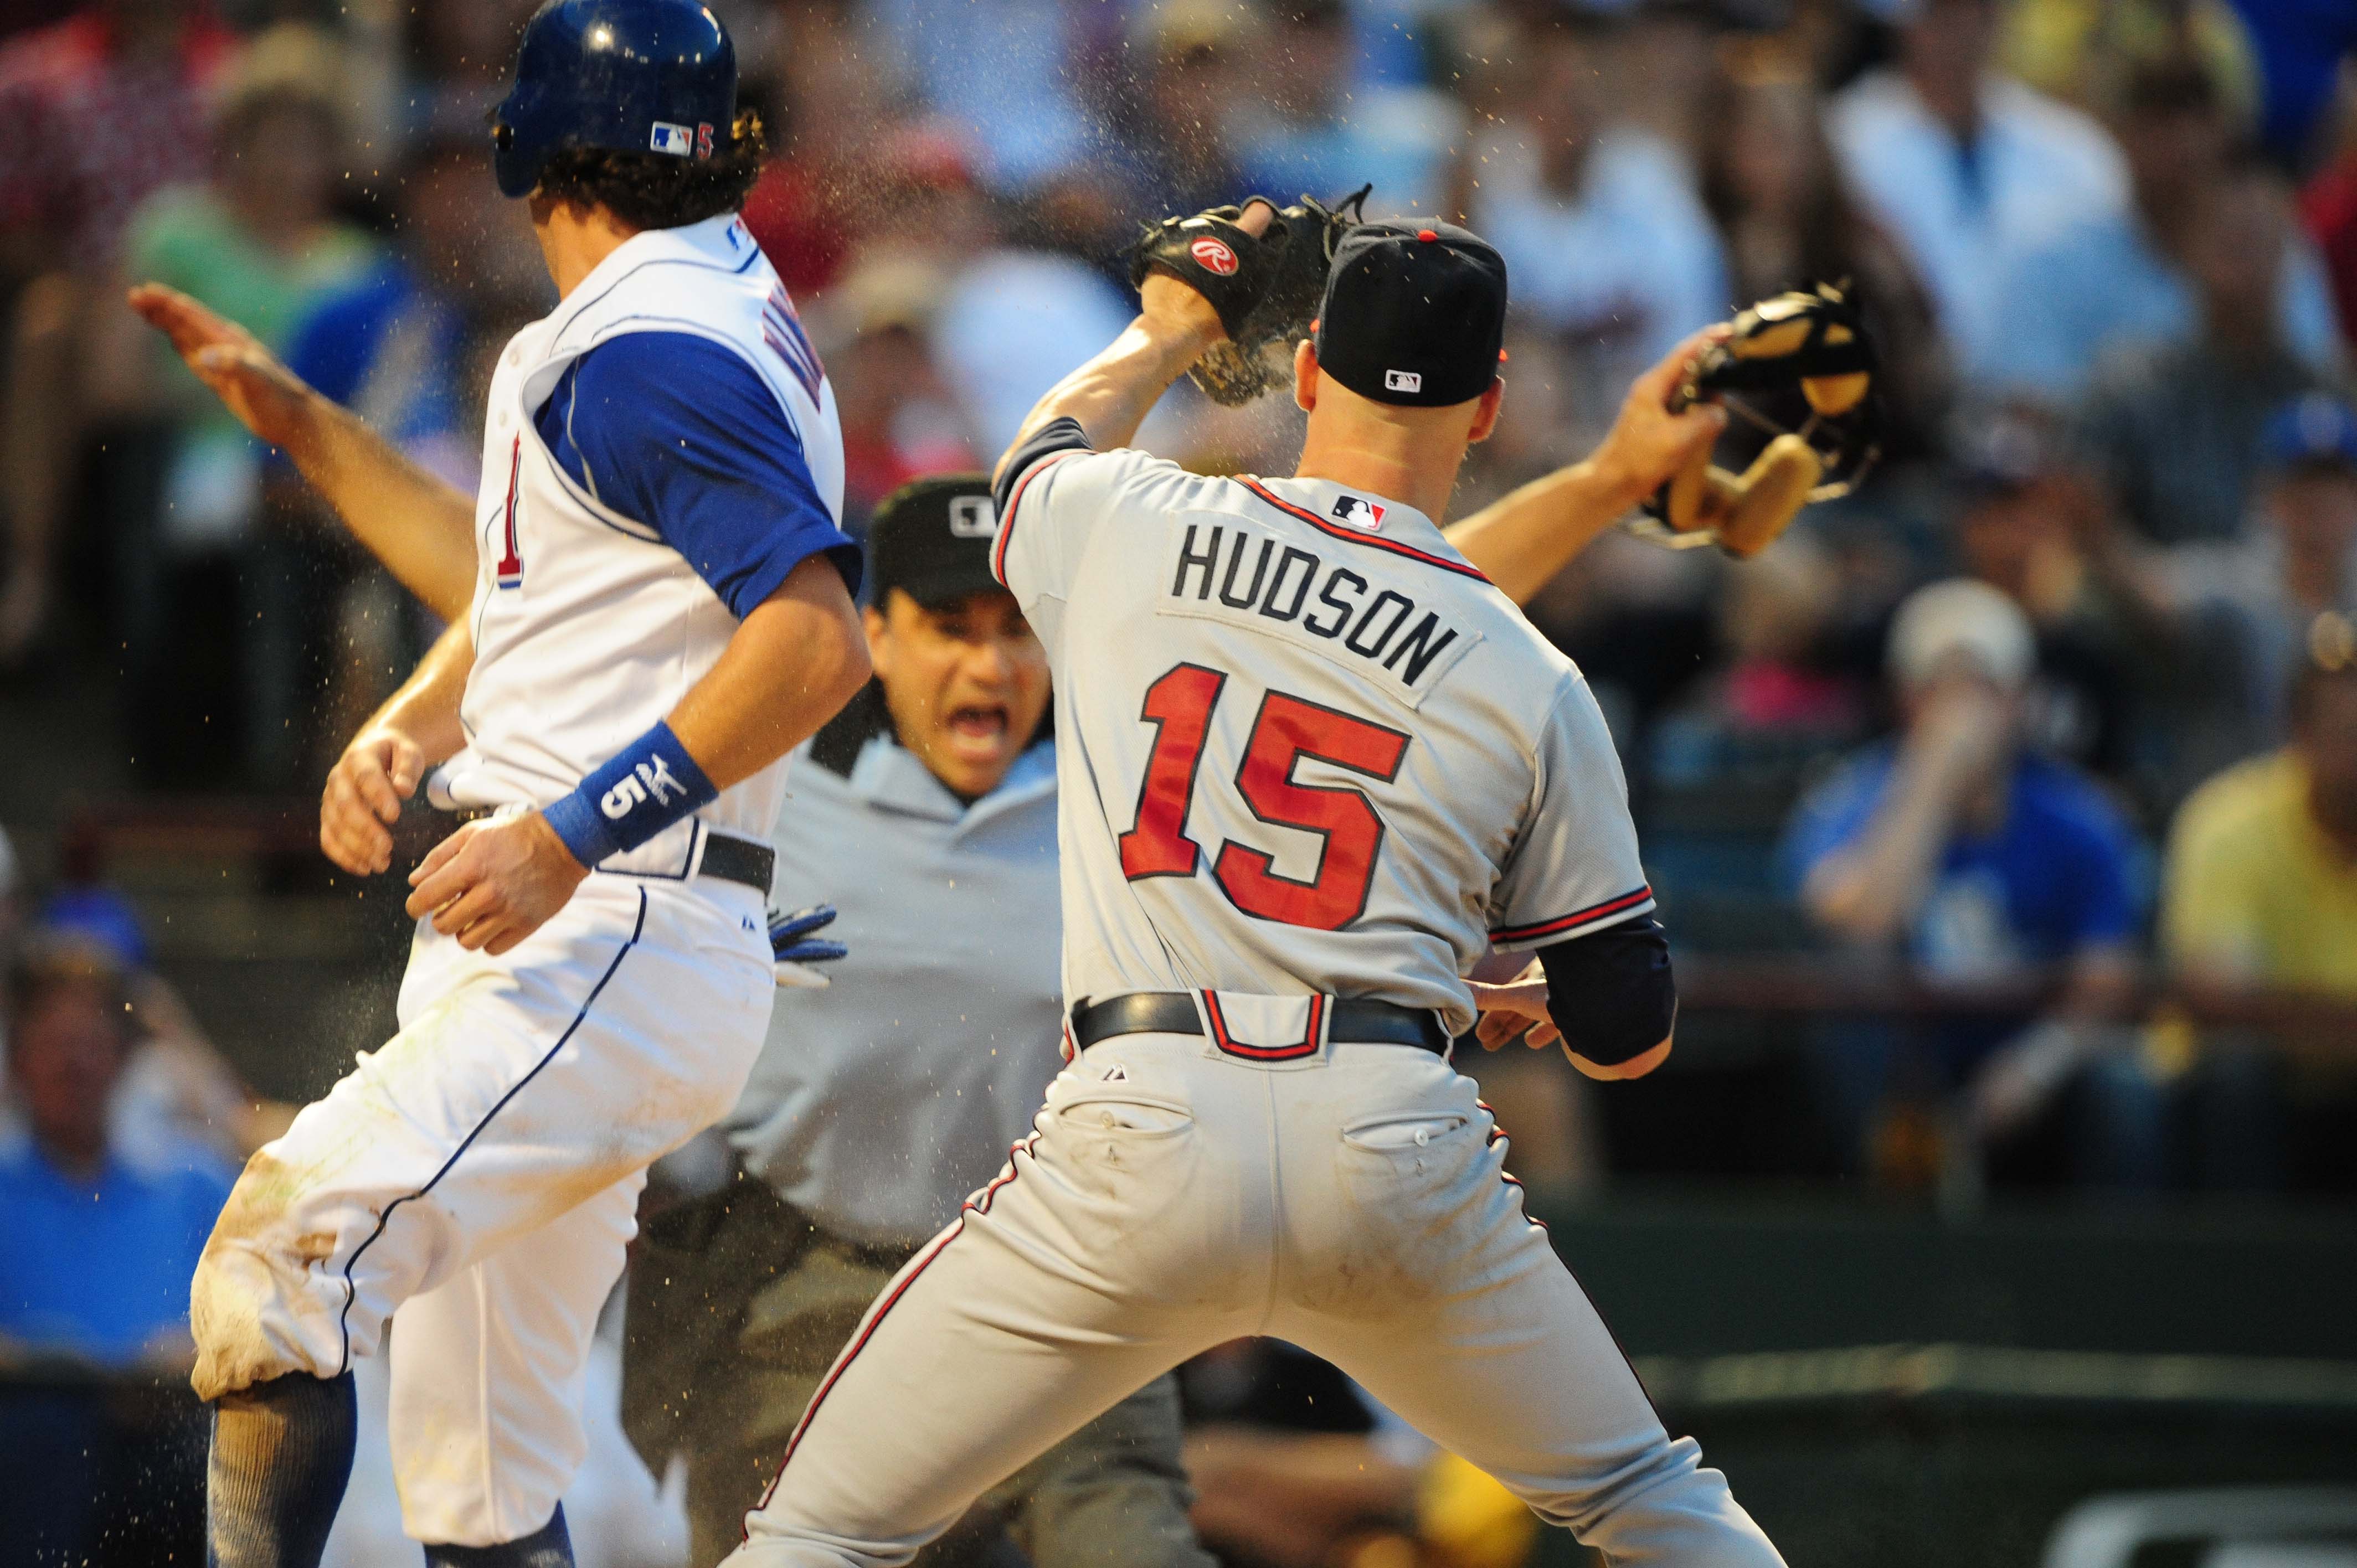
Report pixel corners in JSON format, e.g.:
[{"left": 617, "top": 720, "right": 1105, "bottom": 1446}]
[
  {"left": 536, "top": 331, "right": 862, "bottom": 614},
  {"left": 1533, "top": 914, "right": 1676, "bottom": 1066},
  {"left": 990, "top": 415, "right": 1094, "bottom": 519}
]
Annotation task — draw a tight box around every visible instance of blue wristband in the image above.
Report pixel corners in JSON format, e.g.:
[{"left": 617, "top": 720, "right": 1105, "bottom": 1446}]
[{"left": 543, "top": 720, "right": 719, "bottom": 868}]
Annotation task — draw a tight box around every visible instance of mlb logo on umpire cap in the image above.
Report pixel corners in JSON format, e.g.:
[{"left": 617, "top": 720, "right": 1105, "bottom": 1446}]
[
  {"left": 1384, "top": 369, "right": 1422, "bottom": 394},
  {"left": 948, "top": 496, "right": 999, "bottom": 539},
  {"left": 650, "top": 121, "right": 694, "bottom": 156}
]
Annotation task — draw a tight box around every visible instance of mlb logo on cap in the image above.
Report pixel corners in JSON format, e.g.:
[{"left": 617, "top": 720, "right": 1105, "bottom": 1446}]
[
  {"left": 948, "top": 496, "right": 999, "bottom": 539},
  {"left": 650, "top": 121, "right": 694, "bottom": 156},
  {"left": 1385, "top": 369, "right": 1422, "bottom": 394}
]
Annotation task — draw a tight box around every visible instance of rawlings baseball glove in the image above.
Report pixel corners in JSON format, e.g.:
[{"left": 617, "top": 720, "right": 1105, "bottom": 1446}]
[
  {"left": 1126, "top": 185, "right": 1371, "bottom": 406},
  {"left": 1633, "top": 281, "right": 1879, "bottom": 559}
]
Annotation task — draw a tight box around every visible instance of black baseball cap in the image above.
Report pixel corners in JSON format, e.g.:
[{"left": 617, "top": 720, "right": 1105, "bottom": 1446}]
[
  {"left": 867, "top": 473, "right": 1005, "bottom": 608},
  {"left": 1312, "top": 220, "right": 1508, "bottom": 409}
]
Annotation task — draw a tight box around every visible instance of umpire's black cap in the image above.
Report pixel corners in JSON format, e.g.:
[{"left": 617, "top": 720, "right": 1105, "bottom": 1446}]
[
  {"left": 1313, "top": 220, "right": 1508, "bottom": 409},
  {"left": 867, "top": 473, "right": 1005, "bottom": 608}
]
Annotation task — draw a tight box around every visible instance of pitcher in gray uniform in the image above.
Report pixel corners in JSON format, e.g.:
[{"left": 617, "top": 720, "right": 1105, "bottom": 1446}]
[{"left": 623, "top": 476, "right": 1213, "bottom": 1568}]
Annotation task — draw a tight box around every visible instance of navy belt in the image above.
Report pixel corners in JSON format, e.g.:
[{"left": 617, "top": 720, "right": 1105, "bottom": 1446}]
[{"left": 1068, "top": 992, "right": 1449, "bottom": 1055}]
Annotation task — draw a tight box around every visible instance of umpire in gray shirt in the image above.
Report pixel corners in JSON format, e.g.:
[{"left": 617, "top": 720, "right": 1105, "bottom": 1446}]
[{"left": 622, "top": 476, "right": 1212, "bottom": 1568}]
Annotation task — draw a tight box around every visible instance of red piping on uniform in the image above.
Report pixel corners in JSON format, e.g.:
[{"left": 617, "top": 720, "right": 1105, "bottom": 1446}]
[
  {"left": 750, "top": 1132, "right": 1042, "bottom": 1521},
  {"left": 1489, "top": 885, "right": 1653, "bottom": 945},
  {"left": 1240, "top": 479, "right": 1491, "bottom": 584},
  {"left": 1201, "top": 991, "right": 1323, "bottom": 1060}
]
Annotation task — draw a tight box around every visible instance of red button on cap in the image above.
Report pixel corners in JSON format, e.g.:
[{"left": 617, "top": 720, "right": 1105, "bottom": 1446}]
[{"left": 1416, "top": 228, "right": 1438, "bottom": 241}]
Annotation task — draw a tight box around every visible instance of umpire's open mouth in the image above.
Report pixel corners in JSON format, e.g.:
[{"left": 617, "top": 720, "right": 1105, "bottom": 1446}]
[{"left": 945, "top": 703, "right": 1011, "bottom": 760}]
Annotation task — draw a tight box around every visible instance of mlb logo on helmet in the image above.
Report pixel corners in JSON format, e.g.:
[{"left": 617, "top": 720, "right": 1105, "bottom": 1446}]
[
  {"left": 1191, "top": 237, "right": 1239, "bottom": 276},
  {"left": 1331, "top": 494, "right": 1385, "bottom": 529},
  {"left": 1384, "top": 369, "right": 1422, "bottom": 394},
  {"left": 651, "top": 121, "right": 694, "bottom": 156},
  {"left": 948, "top": 497, "right": 999, "bottom": 539}
]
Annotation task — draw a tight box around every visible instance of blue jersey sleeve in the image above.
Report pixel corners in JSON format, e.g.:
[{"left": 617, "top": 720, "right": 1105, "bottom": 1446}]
[{"left": 537, "top": 331, "right": 861, "bottom": 615}]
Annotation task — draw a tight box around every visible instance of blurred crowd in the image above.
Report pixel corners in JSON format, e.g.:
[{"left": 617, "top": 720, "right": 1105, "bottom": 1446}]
[
  {"left": 0, "top": 0, "right": 2353, "bottom": 1560},
  {"left": 0, "top": 0, "right": 2354, "bottom": 1352}
]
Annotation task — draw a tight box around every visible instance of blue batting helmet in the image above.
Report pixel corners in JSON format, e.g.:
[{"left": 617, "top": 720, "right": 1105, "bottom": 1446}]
[{"left": 490, "top": 0, "right": 737, "bottom": 200}]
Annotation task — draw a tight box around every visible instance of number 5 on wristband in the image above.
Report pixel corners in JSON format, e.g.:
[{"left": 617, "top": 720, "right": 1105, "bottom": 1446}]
[{"left": 541, "top": 720, "right": 719, "bottom": 868}]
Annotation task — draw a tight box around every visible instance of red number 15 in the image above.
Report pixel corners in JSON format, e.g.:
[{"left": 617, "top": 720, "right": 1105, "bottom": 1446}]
[{"left": 1118, "top": 663, "right": 1409, "bottom": 931}]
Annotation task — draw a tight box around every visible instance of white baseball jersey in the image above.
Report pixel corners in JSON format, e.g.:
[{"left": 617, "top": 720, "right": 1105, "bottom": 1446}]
[
  {"left": 194, "top": 215, "right": 854, "bottom": 1549},
  {"left": 430, "top": 213, "right": 850, "bottom": 874},
  {"left": 991, "top": 435, "right": 1651, "bottom": 1036}
]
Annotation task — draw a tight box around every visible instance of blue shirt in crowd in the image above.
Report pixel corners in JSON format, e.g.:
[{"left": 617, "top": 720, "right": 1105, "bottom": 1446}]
[
  {"left": 0, "top": 1136, "right": 234, "bottom": 1366},
  {"left": 1778, "top": 746, "right": 2143, "bottom": 982},
  {"left": 534, "top": 330, "right": 860, "bottom": 614},
  {"left": 285, "top": 257, "right": 471, "bottom": 453}
]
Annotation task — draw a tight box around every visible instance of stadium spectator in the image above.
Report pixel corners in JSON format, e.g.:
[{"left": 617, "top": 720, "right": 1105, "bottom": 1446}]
[
  {"left": 1233, "top": 0, "right": 1459, "bottom": 218},
  {"left": 15, "top": 816, "right": 289, "bottom": 1167},
  {"left": 2226, "top": 0, "right": 2357, "bottom": 172},
  {"left": 112, "top": 24, "right": 379, "bottom": 788},
  {"left": 1996, "top": 0, "right": 2259, "bottom": 128},
  {"left": 929, "top": 228, "right": 1141, "bottom": 460},
  {"left": 0, "top": 936, "right": 232, "bottom": 1366},
  {"left": 268, "top": 130, "right": 544, "bottom": 768},
  {"left": 734, "top": 0, "right": 898, "bottom": 298},
  {"left": 2079, "top": 156, "right": 2342, "bottom": 548},
  {"left": 1107, "top": 0, "right": 1258, "bottom": 218},
  {"left": 1979, "top": 55, "right": 2343, "bottom": 403},
  {"left": 1830, "top": 0, "right": 2129, "bottom": 372},
  {"left": 1466, "top": 17, "right": 1729, "bottom": 447},
  {"left": 815, "top": 259, "right": 983, "bottom": 533},
  {"left": 1944, "top": 408, "right": 2144, "bottom": 784},
  {"left": 1698, "top": 63, "right": 1951, "bottom": 458},
  {"left": 0, "top": 0, "right": 236, "bottom": 668},
  {"left": 2148, "top": 394, "right": 2357, "bottom": 749},
  {"left": 2301, "top": 133, "right": 2357, "bottom": 357},
  {"left": 391, "top": 0, "right": 539, "bottom": 149},
  {"left": 0, "top": 936, "right": 232, "bottom": 1565},
  {"left": 872, "top": 0, "right": 1099, "bottom": 192},
  {"left": 2160, "top": 613, "right": 2357, "bottom": 1189},
  {"left": 284, "top": 131, "right": 541, "bottom": 494},
  {"left": 1780, "top": 579, "right": 2162, "bottom": 1191},
  {"left": 1651, "top": 534, "right": 1871, "bottom": 792}
]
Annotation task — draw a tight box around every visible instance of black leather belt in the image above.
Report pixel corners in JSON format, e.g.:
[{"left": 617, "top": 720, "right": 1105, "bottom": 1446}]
[
  {"left": 447, "top": 809, "right": 774, "bottom": 893},
  {"left": 1069, "top": 992, "right": 1449, "bottom": 1055},
  {"left": 694, "top": 832, "right": 776, "bottom": 893}
]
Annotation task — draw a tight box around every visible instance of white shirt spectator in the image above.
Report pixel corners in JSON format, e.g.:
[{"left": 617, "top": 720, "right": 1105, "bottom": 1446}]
[
  {"left": 931, "top": 248, "right": 1144, "bottom": 457},
  {"left": 872, "top": 0, "right": 1096, "bottom": 191},
  {"left": 1832, "top": 69, "right": 2129, "bottom": 369},
  {"left": 1471, "top": 128, "right": 1729, "bottom": 372},
  {"left": 1974, "top": 209, "right": 2344, "bottom": 400}
]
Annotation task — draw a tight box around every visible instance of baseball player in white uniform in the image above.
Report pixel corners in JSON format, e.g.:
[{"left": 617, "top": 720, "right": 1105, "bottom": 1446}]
[
  {"left": 131, "top": 5, "right": 871, "bottom": 1565},
  {"left": 727, "top": 212, "right": 1784, "bottom": 1565}
]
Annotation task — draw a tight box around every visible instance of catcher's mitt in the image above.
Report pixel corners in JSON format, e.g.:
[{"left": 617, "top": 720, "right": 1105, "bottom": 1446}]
[
  {"left": 1127, "top": 185, "right": 1371, "bottom": 406},
  {"left": 1633, "top": 281, "right": 1880, "bottom": 559}
]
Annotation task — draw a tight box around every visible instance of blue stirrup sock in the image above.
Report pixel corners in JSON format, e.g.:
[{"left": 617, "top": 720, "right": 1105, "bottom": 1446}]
[
  {"left": 423, "top": 1504, "right": 576, "bottom": 1568},
  {"left": 207, "top": 1370, "right": 358, "bottom": 1568}
]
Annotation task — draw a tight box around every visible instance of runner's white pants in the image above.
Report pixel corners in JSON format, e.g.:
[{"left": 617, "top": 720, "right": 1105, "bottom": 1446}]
[
  {"left": 191, "top": 874, "right": 774, "bottom": 1546},
  {"left": 731, "top": 1020, "right": 1784, "bottom": 1567}
]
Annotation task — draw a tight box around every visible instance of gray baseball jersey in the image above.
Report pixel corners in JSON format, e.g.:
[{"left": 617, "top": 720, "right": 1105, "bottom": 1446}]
[{"left": 991, "top": 433, "right": 1653, "bottom": 1035}]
